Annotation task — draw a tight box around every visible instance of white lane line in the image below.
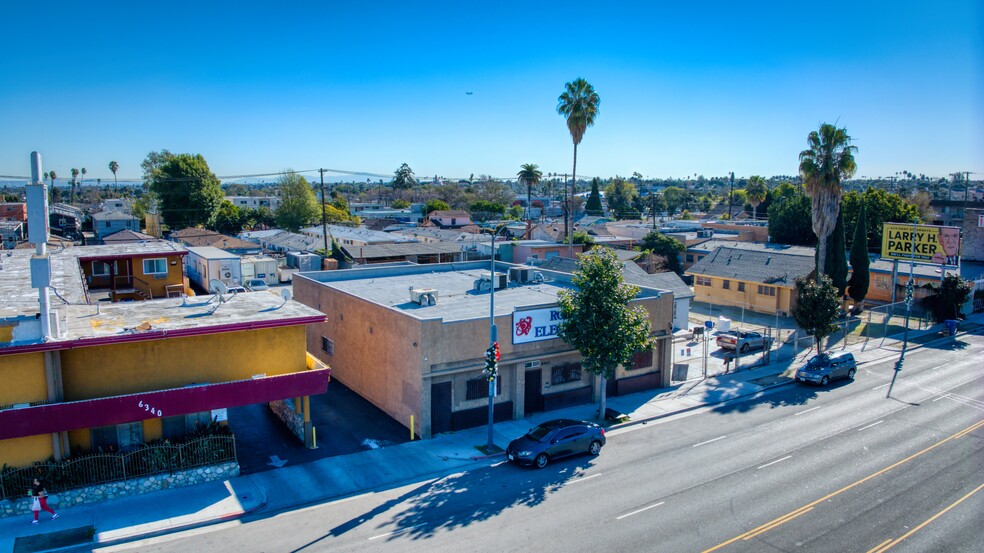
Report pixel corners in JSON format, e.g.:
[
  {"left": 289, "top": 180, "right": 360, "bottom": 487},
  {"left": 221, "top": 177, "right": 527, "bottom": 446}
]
[
  {"left": 857, "top": 420, "right": 884, "bottom": 432},
  {"left": 693, "top": 436, "right": 727, "bottom": 447},
  {"left": 795, "top": 406, "right": 821, "bottom": 416},
  {"left": 757, "top": 455, "right": 793, "bottom": 470},
  {"left": 872, "top": 383, "right": 890, "bottom": 390},
  {"left": 368, "top": 524, "right": 426, "bottom": 541},
  {"left": 616, "top": 501, "right": 665, "bottom": 520},
  {"left": 566, "top": 473, "right": 602, "bottom": 485}
]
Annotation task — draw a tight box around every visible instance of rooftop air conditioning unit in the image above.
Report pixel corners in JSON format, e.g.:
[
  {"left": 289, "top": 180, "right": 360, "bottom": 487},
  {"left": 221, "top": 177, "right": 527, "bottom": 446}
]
[
  {"left": 474, "top": 271, "right": 508, "bottom": 291},
  {"left": 509, "top": 266, "right": 545, "bottom": 284},
  {"left": 409, "top": 287, "right": 438, "bottom": 306}
]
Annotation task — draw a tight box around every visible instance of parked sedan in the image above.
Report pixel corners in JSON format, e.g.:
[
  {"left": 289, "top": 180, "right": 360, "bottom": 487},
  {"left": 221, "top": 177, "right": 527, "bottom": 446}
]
[
  {"left": 245, "top": 279, "right": 270, "bottom": 292},
  {"left": 716, "top": 329, "right": 774, "bottom": 353},
  {"left": 506, "top": 419, "right": 605, "bottom": 469},
  {"left": 795, "top": 352, "right": 857, "bottom": 386}
]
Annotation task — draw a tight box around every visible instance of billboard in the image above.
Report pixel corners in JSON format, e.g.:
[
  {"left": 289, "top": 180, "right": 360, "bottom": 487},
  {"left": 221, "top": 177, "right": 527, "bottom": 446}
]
[
  {"left": 512, "top": 306, "right": 565, "bottom": 344},
  {"left": 881, "top": 223, "right": 961, "bottom": 266}
]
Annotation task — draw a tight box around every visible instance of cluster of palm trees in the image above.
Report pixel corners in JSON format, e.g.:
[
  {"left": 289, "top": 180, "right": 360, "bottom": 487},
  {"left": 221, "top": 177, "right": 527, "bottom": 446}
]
[{"left": 39, "top": 161, "right": 122, "bottom": 205}]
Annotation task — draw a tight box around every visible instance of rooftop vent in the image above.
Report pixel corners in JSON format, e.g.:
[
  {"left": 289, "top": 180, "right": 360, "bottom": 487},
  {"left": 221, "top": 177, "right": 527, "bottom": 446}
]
[{"left": 409, "top": 287, "right": 438, "bottom": 306}]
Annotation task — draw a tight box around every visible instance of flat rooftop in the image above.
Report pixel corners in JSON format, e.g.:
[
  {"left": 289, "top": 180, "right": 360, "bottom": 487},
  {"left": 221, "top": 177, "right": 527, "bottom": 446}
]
[{"left": 298, "top": 261, "right": 665, "bottom": 323}]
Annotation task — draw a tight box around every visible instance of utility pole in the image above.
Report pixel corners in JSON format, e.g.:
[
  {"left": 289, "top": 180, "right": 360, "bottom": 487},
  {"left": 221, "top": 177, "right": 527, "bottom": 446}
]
[
  {"left": 319, "top": 169, "right": 329, "bottom": 255},
  {"left": 650, "top": 189, "right": 657, "bottom": 230},
  {"left": 564, "top": 173, "right": 571, "bottom": 258},
  {"left": 727, "top": 171, "right": 735, "bottom": 220},
  {"left": 900, "top": 217, "right": 917, "bottom": 361}
]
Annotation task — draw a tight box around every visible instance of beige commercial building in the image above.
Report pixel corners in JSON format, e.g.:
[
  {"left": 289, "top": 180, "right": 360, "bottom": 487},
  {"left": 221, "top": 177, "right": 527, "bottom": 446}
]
[{"left": 294, "top": 261, "right": 674, "bottom": 438}]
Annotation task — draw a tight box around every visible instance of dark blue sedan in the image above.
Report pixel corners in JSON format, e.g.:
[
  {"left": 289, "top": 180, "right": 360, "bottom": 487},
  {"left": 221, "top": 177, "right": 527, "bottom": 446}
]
[{"left": 506, "top": 419, "right": 606, "bottom": 468}]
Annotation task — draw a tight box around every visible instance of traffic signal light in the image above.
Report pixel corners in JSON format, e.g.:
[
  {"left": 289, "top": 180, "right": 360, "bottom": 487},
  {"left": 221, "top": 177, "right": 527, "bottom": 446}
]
[
  {"left": 493, "top": 341, "right": 500, "bottom": 361},
  {"left": 484, "top": 344, "right": 498, "bottom": 381}
]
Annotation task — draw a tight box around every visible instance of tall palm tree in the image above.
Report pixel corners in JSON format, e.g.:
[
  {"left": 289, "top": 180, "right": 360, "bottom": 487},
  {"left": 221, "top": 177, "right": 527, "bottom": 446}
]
[
  {"left": 799, "top": 123, "right": 858, "bottom": 276},
  {"left": 48, "top": 170, "right": 57, "bottom": 189},
  {"left": 517, "top": 163, "right": 543, "bottom": 222},
  {"left": 109, "top": 161, "right": 119, "bottom": 189},
  {"left": 745, "top": 175, "right": 768, "bottom": 220},
  {"left": 557, "top": 78, "right": 600, "bottom": 249},
  {"left": 70, "top": 168, "right": 80, "bottom": 204}
]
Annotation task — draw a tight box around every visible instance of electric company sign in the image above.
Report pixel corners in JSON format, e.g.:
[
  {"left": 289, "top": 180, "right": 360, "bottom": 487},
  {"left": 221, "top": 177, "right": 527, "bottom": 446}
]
[{"left": 512, "top": 307, "right": 565, "bottom": 344}]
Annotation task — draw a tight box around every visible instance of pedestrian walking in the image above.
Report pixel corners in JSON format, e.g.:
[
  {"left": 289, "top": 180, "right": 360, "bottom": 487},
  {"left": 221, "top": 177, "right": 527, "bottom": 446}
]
[{"left": 28, "top": 477, "right": 58, "bottom": 524}]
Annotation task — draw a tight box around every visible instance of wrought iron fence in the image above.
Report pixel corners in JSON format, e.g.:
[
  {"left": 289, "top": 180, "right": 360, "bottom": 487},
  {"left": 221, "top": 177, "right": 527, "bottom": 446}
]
[{"left": 0, "top": 435, "right": 236, "bottom": 501}]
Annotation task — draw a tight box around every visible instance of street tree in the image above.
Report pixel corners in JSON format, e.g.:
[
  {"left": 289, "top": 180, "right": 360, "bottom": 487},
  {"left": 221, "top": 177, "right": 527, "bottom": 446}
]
[
  {"left": 639, "top": 231, "right": 686, "bottom": 274},
  {"left": 799, "top": 123, "right": 857, "bottom": 276},
  {"left": 745, "top": 176, "right": 768, "bottom": 220},
  {"left": 605, "top": 178, "right": 638, "bottom": 220},
  {"left": 847, "top": 200, "right": 870, "bottom": 309},
  {"left": 275, "top": 170, "right": 319, "bottom": 232},
  {"left": 150, "top": 153, "right": 223, "bottom": 229},
  {"left": 517, "top": 163, "right": 542, "bottom": 220},
  {"left": 584, "top": 178, "right": 604, "bottom": 216},
  {"left": 921, "top": 275, "right": 971, "bottom": 322},
  {"left": 557, "top": 78, "right": 600, "bottom": 241},
  {"left": 422, "top": 199, "right": 450, "bottom": 216},
  {"left": 70, "top": 168, "right": 79, "bottom": 203},
  {"left": 108, "top": 160, "right": 119, "bottom": 188},
  {"left": 840, "top": 187, "right": 920, "bottom": 251},
  {"left": 792, "top": 274, "right": 841, "bottom": 353},
  {"left": 392, "top": 163, "right": 417, "bottom": 190},
  {"left": 557, "top": 247, "right": 653, "bottom": 419}
]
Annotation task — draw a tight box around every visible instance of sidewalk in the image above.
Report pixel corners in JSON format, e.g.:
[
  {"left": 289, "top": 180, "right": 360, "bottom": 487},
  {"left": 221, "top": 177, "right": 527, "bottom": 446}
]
[{"left": 4, "top": 313, "right": 981, "bottom": 552}]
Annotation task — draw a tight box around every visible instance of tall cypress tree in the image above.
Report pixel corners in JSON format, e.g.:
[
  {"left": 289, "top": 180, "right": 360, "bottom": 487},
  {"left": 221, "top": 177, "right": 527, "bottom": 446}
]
[
  {"left": 824, "top": 210, "right": 849, "bottom": 297},
  {"left": 847, "top": 200, "right": 870, "bottom": 307},
  {"left": 584, "top": 178, "right": 604, "bottom": 216}
]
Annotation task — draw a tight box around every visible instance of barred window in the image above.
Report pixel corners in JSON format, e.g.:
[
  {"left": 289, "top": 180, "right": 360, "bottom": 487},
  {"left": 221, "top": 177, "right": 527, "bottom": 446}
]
[
  {"left": 551, "top": 363, "right": 583, "bottom": 385},
  {"left": 632, "top": 349, "right": 653, "bottom": 370},
  {"left": 321, "top": 336, "right": 334, "bottom": 355},
  {"left": 466, "top": 377, "right": 500, "bottom": 400}
]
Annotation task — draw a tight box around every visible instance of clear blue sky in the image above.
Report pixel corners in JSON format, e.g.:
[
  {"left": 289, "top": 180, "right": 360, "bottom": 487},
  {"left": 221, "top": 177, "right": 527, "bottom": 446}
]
[{"left": 1, "top": 0, "right": 980, "bottom": 183}]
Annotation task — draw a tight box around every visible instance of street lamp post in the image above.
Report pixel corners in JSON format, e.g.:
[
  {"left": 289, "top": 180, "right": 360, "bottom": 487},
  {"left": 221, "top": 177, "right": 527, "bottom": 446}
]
[
  {"left": 900, "top": 217, "right": 917, "bottom": 360},
  {"left": 486, "top": 223, "right": 508, "bottom": 451}
]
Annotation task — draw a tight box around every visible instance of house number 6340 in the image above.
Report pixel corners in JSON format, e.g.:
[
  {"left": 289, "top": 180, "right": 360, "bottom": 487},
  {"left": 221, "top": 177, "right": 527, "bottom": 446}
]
[{"left": 138, "top": 400, "right": 163, "bottom": 417}]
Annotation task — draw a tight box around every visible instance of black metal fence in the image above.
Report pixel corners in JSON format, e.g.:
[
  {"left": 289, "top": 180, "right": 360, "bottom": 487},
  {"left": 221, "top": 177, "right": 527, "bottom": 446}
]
[{"left": 0, "top": 436, "right": 236, "bottom": 501}]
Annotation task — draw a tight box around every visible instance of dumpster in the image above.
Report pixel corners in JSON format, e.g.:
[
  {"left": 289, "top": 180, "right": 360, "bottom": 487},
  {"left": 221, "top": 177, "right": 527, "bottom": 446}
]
[{"left": 944, "top": 320, "right": 959, "bottom": 336}]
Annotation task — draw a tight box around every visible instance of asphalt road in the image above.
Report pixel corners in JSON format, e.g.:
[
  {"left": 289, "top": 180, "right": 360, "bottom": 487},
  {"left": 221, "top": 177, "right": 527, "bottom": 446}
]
[{"left": 101, "top": 336, "right": 984, "bottom": 553}]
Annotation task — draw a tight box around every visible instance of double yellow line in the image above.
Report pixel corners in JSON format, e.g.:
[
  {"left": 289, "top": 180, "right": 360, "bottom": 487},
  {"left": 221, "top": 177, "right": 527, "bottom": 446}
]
[{"left": 703, "top": 418, "right": 984, "bottom": 553}]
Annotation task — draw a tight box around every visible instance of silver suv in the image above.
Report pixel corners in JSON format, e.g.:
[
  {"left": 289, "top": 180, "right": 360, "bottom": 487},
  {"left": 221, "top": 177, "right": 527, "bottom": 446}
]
[{"left": 795, "top": 352, "right": 857, "bottom": 386}]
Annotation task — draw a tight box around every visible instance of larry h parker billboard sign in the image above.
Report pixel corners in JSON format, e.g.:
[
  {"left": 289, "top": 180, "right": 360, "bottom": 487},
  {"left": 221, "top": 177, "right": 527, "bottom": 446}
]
[
  {"left": 513, "top": 306, "right": 564, "bottom": 344},
  {"left": 881, "top": 223, "right": 961, "bottom": 266}
]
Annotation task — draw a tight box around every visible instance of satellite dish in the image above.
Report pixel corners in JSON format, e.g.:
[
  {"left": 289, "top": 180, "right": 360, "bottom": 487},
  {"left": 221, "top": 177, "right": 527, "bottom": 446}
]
[
  {"left": 281, "top": 288, "right": 293, "bottom": 302},
  {"left": 209, "top": 279, "right": 229, "bottom": 295}
]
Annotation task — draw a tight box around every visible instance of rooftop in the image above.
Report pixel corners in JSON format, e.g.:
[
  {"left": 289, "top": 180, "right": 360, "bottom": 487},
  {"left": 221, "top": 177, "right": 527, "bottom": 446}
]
[
  {"left": 688, "top": 240, "right": 815, "bottom": 256},
  {"left": 686, "top": 246, "right": 815, "bottom": 285},
  {"left": 301, "top": 225, "right": 416, "bottom": 244}
]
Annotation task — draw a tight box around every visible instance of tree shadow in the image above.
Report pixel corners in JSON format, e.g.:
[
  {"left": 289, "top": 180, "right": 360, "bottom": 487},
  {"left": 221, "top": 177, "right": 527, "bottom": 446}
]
[{"left": 704, "top": 379, "right": 824, "bottom": 415}]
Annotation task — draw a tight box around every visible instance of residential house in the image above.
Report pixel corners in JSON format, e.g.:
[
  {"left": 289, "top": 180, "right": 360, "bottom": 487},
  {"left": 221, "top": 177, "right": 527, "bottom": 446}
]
[
  {"left": 683, "top": 240, "right": 814, "bottom": 271},
  {"left": 866, "top": 258, "right": 960, "bottom": 304},
  {"left": 294, "top": 261, "right": 673, "bottom": 438},
  {"left": 225, "top": 195, "right": 281, "bottom": 212},
  {"left": 392, "top": 227, "right": 486, "bottom": 244},
  {"left": 338, "top": 242, "right": 468, "bottom": 268},
  {"left": 0, "top": 221, "right": 25, "bottom": 249},
  {"left": 300, "top": 225, "right": 415, "bottom": 247},
  {"left": 91, "top": 211, "right": 140, "bottom": 243},
  {"left": 48, "top": 203, "right": 84, "bottom": 241},
  {"left": 170, "top": 228, "right": 263, "bottom": 255},
  {"left": 686, "top": 246, "right": 815, "bottom": 315},
  {"left": 425, "top": 210, "right": 474, "bottom": 229},
  {"left": 101, "top": 229, "right": 160, "bottom": 245},
  {"left": 76, "top": 242, "right": 190, "bottom": 301},
  {"left": 0, "top": 203, "right": 27, "bottom": 222}
]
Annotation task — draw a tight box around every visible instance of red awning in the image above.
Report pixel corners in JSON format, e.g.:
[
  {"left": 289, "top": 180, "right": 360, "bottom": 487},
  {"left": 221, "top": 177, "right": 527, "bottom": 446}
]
[{"left": 0, "top": 369, "right": 329, "bottom": 441}]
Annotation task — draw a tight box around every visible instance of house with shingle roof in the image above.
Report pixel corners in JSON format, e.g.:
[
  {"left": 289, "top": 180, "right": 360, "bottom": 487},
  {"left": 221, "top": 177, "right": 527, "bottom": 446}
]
[
  {"left": 685, "top": 246, "right": 815, "bottom": 315},
  {"left": 170, "top": 227, "right": 263, "bottom": 255}
]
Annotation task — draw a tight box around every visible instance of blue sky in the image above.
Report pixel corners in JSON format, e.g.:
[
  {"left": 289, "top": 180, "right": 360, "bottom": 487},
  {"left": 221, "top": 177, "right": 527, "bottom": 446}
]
[{"left": 1, "top": 1, "right": 980, "bottom": 184}]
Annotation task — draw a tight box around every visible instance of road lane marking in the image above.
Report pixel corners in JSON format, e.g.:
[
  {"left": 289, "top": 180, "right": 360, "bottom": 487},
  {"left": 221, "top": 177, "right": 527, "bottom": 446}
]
[
  {"left": 794, "top": 406, "right": 821, "bottom": 416},
  {"left": 368, "top": 524, "right": 426, "bottom": 541},
  {"left": 566, "top": 473, "right": 602, "bottom": 485},
  {"left": 757, "top": 456, "right": 792, "bottom": 470},
  {"left": 866, "top": 481, "right": 984, "bottom": 553},
  {"left": 743, "top": 507, "right": 813, "bottom": 539},
  {"left": 857, "top": 420, "right": 884, "bottom": 432},
  {"left": 701, "top": 419, "right": 984, "bottom": 553},
  {"left": 616, "top": 501, "right": 665, "bottom": 520},
  {"left": 872, "top": 384, "right": 889, "bottom": 390},
  {"left": 693, "top": 436, "right": 727, "bottom": 447}
]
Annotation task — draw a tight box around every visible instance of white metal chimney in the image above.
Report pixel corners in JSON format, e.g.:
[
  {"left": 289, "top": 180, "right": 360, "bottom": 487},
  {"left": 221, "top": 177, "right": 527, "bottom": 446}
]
[{"left": 26, "top": 151, "right": 53, "bottom": 341}]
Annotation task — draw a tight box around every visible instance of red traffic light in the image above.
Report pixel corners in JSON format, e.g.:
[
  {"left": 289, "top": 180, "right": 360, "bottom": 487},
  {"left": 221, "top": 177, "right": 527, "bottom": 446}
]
[{"left": 493, "top": 342, "right": 500, "bottom": 361}]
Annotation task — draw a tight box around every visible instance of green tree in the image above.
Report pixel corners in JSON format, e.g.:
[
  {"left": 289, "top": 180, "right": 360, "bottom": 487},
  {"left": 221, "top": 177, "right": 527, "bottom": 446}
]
[
  {"left": 150, "top": 154, "right": 223, "bottom": 229},
  {"left": 571, "top": 230, "right": 594, "bottom": 246},
  {"left": 517, "top": 163, "right": 542, "bottom": 220},
  {"left": 799, "top": 123, "right": 858, "bottom": 276},
  {"left": 391, "top": 199, "right": 410, "bottom": 209},
  {"left": 679, "top": 209, "right": 694, "bottom": 220},
  {"left": 70, "top": 168, "right": 79, "bottom": 203},
  {"left": 469, "top": 200, "right": 506, "bottom": 221},
  {"left": 584, "top": 178, "right": 604, "bottom": 216},
  {"left": 662, "top": 186, "right": 685, "bottom": 213},
  {"left": 392, "top": 163, "right": 417, "bottom": 190},
  {"left": 745, "top": 176, "right": 768, "bottom": 220},
  {"left": 557, "top": 247, "right": 653, "bottom": 419},
  {"left": 141, "top": 149, "right": 175, "bottom": 194},
  {"left": 274, "top": 170, "right": 319, "bottom": 232},
  {"left": 768, "top": 193, "right": 815, "bottom": 246},
  {"left": 212, "top": 200, "right": 244, "bottom": 234},
  {"left": 422, "top": 199, "right": 450, "bottom": 216},
  {"left": 840, "top": 188, "right": 920, "bottom": 251},
  {"left": 921, "top": 275, "right": 972, "bottom": 322},
  {"left": 847, "top": 200, "right": 870, "bottom": 308},
  {"left": 824, "top": 211, "right": 849, "bottom": 296},
  {"left": 48, "top": 170, "right": 57, "bottom": 190},
  {"left": 639, "top": 231, "right": 686, "bottom": 274},
  {"left": 792, "top": 274, "right": 841, "bottom": 353},
  {"left": 605, "top": 178, "right": 638, "bottom": 220},
  {"left": 507, "top": 204, "right": 525, "bottom": 220},
  {"left": 557, "top": 78, "right": 600, "bottom": 241},
  {"left": 108, "top": 161, "right": 119, "bottom": 188}
]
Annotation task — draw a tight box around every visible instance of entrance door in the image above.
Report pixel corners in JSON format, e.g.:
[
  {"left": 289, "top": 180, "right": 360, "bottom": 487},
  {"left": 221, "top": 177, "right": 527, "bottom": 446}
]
[
  {"left": 524, "top": 370, "right": 544, "bottom": 414},
  {"left": 430, "top": 381, "right": 452, "bottom": 435}
]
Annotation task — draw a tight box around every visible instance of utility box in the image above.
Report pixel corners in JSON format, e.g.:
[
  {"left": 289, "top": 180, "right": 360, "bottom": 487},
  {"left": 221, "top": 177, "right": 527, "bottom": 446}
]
[
  {"left": 185, "top": 246, "right": 242, "bottom": 292},
  {"left": 286, "top": 251, "right": 322, "bottom": 272}
]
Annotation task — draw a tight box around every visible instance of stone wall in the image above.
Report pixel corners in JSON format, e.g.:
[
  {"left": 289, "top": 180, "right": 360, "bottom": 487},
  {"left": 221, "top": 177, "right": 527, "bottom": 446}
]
[
  {"left": 0, "top": 461, "right": 238, "bottom": 518},
  {"left": 268, "top": 399, "right": 305, "bottom": 442}
]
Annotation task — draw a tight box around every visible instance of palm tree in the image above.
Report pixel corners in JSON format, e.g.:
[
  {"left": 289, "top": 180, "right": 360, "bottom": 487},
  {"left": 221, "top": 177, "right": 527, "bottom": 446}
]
[
  {"left": 70, "top": 168, "right": 80, "bottom": 204},
  {"left": 557, "top": 78, "right": 600, "bottom": 248},
  {"left": 745, "top": 176, "right": 768, "bottom": 220},
  {"left": 517, "top": 163, "right": 543, "bottom": 222},
  {"left": 799, "top": 123, "right": 858, "bottom": 276},
  {"left": 48, "top": 170, "right": 57, "bottom": 189},
  {"left": 109, "top": 161, "right": 119, "bottom": 188}
]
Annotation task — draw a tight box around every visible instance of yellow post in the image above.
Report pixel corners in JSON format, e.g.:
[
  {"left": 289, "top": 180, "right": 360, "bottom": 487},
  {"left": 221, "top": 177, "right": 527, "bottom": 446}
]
[{"left": 410, "top": 415, "right": 414, "bottom": 441}]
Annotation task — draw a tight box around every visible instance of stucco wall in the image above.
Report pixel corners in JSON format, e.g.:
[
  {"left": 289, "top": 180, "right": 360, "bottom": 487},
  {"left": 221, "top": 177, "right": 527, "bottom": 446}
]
[
  {"left": 693, "top": 276, "right": 793, "bottom": 315},
  {"left": 0, "top": 352, "right": 46, "bottom": 405}
]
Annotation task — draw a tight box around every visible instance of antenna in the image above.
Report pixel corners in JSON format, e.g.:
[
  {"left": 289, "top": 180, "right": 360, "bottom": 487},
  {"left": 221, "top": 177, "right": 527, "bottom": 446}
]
[{"left": 209, "top": 279, "right": 228, "bottom": 297}]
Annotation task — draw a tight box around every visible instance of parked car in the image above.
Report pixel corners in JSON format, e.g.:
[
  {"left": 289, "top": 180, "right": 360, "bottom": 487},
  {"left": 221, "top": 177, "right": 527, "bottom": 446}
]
[
  {"left": 227, "top": 286, "right": 248, "bottom": 294},
  {"left": 506, "top": 419, "right": 605, "bottom": 469},
  {"left": 245, "top": 278, "right": 270, "bottom": 292},
  {"left": 795, "top": 352, "right": 857, "bottom": 386},
  {"left": 716, "top": 329, "right": 774, "bottom": 353}
]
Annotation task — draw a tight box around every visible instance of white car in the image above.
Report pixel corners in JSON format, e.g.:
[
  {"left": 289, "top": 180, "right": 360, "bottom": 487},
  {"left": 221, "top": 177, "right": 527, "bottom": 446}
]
[{"left": 244, "top": 279, "right": 270, "bottom": 292}]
